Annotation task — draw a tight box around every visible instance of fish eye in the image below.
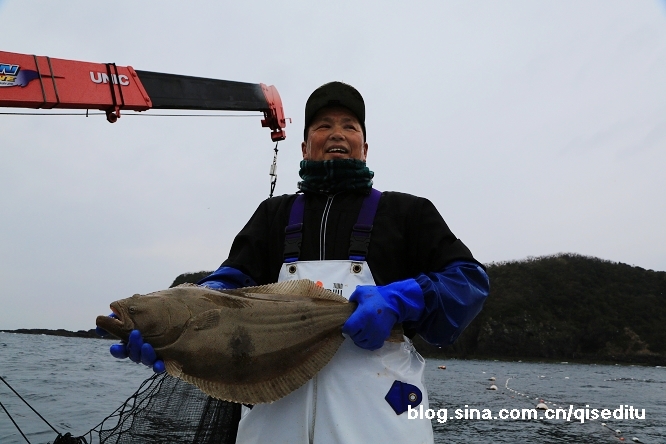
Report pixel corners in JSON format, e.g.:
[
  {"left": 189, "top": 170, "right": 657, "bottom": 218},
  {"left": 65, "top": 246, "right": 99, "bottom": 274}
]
[{"left": 129, "top": 306, "right": 137, "bottom": 314}]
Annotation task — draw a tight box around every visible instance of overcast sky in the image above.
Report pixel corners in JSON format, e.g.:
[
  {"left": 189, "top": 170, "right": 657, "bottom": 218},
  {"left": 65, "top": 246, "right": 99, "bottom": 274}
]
[{"left": 1, "top": 1, "right": 665, "bottom": 330}]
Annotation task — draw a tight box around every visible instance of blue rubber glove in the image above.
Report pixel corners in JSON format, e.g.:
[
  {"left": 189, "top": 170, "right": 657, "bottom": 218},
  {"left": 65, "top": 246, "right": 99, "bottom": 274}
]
[
  {"left": 108, "top": 328, "right": 165, "bottom": 373},
  {"left": 342, "top": 279, "right": 425, "bottom": 351},
  {"left": 199, "top": 281, "right": 233, "bottom": 291},
  {"left": 95, "top": 313, "right": 117, "bottom": 337},
  {"left": 197, "top": 266, "right": 256, "bottom": 289}
]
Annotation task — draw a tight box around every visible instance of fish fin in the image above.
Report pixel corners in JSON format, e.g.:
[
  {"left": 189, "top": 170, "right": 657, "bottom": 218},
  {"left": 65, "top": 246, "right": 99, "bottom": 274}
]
[
  {"left": 144, "top": 283, "right": 197, "bottom": 296},
  {"left": 239, "top": 279, "right": 348, "bottom": 303},
  {"left": 175, "top": 333, "right": 346, "bottom": 404},
  {"left": 165, "top": 359, "right": 183, "bottom": 378},
  {"left": 147, "top": 285, "right": 253, "bottom": 309},
  {"left": 200, "top": 291, "right": 253, "bottom": 309},
  {"left": 188, "top": 309, "right": 222, "bottom": 331}
]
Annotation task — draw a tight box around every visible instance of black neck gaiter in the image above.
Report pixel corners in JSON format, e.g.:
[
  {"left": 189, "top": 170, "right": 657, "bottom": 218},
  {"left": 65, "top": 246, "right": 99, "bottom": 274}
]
[{"left": 298, "top": 159, "right": 374, "bottom": 194}]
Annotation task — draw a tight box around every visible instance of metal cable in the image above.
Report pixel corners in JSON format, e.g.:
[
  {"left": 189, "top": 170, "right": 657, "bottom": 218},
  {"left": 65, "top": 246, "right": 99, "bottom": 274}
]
[
  {"left": 0, "top": 400, "right": 31, "bottom": 443},
  {"left": 0, "top": 376, "right": 61, "bottom": 435},
  {"left": 269, "top": 140, "right": 280, "bottom": 198}
]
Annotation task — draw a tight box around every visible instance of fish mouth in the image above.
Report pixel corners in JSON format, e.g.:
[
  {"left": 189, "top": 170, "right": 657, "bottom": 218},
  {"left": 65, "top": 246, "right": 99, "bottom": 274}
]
[{"left": 95, "top": 303, "right": 133, "bottom": 339}]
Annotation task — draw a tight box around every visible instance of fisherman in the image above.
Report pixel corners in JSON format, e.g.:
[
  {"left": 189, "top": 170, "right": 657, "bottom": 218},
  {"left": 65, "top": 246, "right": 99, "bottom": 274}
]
[{"left": 109, "top": 82, "right": 489, "bottom": 443}]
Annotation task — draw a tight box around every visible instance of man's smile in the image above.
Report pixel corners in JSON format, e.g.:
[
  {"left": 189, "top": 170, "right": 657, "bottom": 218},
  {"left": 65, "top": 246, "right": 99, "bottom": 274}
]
[{"left": 326, "top": 146, "right": 349, "bottom": 154}]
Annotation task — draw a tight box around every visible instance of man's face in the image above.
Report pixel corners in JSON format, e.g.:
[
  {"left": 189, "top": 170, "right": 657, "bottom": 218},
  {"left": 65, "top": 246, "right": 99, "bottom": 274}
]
[{"left": 301, "top": 106, "right": 368, "bottom": 162}]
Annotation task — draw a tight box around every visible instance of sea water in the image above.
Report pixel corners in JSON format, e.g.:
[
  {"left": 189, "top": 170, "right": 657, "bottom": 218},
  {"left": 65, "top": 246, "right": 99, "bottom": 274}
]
[{"left": 0, "top": 332, "right": 664, "bottom": 443}]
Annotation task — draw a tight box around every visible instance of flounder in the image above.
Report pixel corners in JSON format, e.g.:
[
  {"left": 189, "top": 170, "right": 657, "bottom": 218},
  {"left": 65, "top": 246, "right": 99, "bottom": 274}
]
[{"left": 96, "top": 279, "right": 402, "bottom": 404}]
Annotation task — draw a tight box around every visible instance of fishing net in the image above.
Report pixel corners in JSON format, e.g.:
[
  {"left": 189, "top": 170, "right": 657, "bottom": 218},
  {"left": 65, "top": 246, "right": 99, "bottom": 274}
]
[
  {"left": 82, "top": 373, "right": 241, "bottom": 444},
  {"left": 3, "top": 372, "right": 240, "bottom": 444},
  {"left": 4, "top": 271, "right": 242, "bottom": 443},
  {"left": 83, "top": 271, "right": 242, "bottom": 443}
]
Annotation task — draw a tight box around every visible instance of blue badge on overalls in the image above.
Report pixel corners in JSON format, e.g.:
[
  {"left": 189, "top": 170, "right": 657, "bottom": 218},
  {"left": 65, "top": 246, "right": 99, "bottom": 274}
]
[{"left": 384, "top": 380, "right": 423, "bottom": 415}]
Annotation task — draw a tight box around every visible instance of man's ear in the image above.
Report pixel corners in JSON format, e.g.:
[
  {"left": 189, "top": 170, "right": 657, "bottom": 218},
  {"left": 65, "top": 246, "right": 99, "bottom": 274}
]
[{"left": 301, "top": 140, "right": 309, "bottom": 160}]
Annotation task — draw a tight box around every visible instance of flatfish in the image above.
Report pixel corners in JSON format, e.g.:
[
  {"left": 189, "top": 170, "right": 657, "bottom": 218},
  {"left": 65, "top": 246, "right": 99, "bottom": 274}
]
[{"left": 96, "top": 280, "right": 402, "bottom": 404}]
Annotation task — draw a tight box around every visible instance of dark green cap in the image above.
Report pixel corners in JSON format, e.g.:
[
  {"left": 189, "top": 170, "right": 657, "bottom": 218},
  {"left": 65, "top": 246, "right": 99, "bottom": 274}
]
[{"left": 303, "top": 81, "right": 366, "bottom": 141}]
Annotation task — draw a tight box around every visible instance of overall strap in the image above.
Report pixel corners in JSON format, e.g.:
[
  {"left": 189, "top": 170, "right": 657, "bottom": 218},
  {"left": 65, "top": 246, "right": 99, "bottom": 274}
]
[
  {"left": 349, "top": 188, "right": 382, "bottom": 261},
  {"left": 283, "top": 194, "right": 305, "bottom": 263},
  {"left": 283, "top": 189, "right": 382, "bottom": 263}
]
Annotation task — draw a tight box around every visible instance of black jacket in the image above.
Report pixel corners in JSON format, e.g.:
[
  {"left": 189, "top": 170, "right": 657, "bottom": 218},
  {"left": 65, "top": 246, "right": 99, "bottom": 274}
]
[{"left": 221, "top": 189, "right": 479, "bottom": 285}]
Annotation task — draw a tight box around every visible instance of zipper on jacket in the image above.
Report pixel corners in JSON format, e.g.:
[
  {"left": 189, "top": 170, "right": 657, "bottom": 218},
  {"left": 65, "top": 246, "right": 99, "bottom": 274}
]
[
  {"left": 319, "top": 194, "right": 336, "bottom": 260},
  {"left": 311, "top": 193, "right": 338, "bottom": 441},
  {"left": 309, "top": 374, "right": 318, "bottom": 443}
]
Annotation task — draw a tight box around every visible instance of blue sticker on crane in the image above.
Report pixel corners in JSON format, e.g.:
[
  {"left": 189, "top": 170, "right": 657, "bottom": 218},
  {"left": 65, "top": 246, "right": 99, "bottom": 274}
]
[
  {"left": 0, "top": 63, "right": 39, "bottom": 87},
  {"left": 384, "top": 380, "right": 422, "bottom": 415}
]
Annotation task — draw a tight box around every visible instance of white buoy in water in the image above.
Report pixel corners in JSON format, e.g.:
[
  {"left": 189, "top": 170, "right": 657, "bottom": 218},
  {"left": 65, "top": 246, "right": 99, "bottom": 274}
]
[
  {"left": 487, "top": 384, "right": 498, "bottom": 390},
  {"left": 489, "top": 376, "right": 496, "bottom": 381},
  {"left": 535, "top": 402, "right": 548, "bottom": 410},
  {"left": 632, "top": 437, "right": 642, "bottom": 443}
]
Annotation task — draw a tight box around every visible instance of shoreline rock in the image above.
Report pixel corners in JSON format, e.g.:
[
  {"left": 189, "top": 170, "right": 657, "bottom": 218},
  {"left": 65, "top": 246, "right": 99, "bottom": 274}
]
[{"left": 0, "top": 328, "right": 116, "bottom": 340}]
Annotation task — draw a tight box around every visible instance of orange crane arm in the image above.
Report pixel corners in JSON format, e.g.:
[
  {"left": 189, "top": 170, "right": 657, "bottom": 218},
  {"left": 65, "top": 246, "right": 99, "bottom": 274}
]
[{"left": 0, "top": 50, "right": 287, "bottom": 141}]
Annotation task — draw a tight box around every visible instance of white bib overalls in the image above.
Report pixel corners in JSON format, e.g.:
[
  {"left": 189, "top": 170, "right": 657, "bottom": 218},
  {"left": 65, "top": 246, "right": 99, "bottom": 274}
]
[{"left": 236, "top": 191, "right": 434, "bottom": 444}]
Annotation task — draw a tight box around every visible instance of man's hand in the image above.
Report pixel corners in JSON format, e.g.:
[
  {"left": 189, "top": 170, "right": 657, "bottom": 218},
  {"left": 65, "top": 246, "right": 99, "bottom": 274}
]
[{"left": 342, "top": 279, "right": 425, "bottom": 351}]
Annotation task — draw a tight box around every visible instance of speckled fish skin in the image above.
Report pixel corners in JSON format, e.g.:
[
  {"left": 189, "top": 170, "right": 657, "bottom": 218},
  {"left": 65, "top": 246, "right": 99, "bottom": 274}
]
[{"left": 95, "top": 280, "right": 357, "bottom": 404}]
